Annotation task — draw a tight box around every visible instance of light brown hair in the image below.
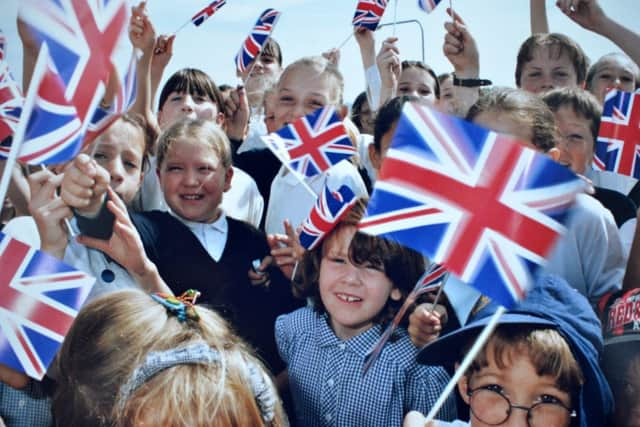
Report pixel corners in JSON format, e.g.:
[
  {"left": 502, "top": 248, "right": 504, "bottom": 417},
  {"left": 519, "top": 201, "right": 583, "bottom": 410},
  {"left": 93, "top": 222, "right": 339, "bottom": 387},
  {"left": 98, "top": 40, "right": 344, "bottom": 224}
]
[
  {"left": 53, "top": 289, "right": 286, "bottom": 427},
  {"left": 542, "top": 87, "right": 602, "bottom": 143},
  {"left": 277, "top": 56, "right": 345, "bottom": 106},
  {"left": 156, "top": 118, "right": 232, "bottom": 170}
]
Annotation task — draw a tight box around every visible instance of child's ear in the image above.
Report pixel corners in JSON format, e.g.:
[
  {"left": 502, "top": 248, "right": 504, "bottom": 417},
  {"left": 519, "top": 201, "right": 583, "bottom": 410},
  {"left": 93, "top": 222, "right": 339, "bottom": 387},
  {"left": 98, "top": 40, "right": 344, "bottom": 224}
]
[
  {"left": 390, "top": 288, "right": 402, "bottom": 301},
  {"left": 547, "top": 147, "right": 561, "bottom": 162},
  {"left": 223, "top": 166, "right": 234, "bottom": 192},
  {"left": 368, "top": 143, "right": 382, "bottom": 171},
  {"left": 457, "top": 366, "right": 471, "bottom": 405},
  {"left": 338, "top": 104, "right": 349, "bottom": 120}
]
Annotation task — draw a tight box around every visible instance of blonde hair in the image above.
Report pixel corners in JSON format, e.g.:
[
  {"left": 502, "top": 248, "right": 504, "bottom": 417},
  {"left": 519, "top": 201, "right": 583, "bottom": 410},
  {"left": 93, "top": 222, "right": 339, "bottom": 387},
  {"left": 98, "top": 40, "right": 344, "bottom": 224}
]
[
  {"left": 156, "top": 118, "right": 232, "bottom": 170},
  {"left": 277, "top": 56, "right": 345, "bottom": 106},
  {"left": 53, "top": 289, "right": 286, "bottom": 427}
]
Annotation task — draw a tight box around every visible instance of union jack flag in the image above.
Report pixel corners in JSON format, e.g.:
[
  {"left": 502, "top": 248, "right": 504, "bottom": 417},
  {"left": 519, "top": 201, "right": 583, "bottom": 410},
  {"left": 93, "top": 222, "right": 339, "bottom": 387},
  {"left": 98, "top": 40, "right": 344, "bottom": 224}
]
[
  {"left": 262, "top": 106, "right": 356, "bottom": 178},
  {"left": 235, "top": 8, "right": 281, "bottom": 74},
  {"left": 594, "top": 89, "right": 640, "bottom": 179},
  {"left": 191, "top": 0, "right": 226, "bottom": 27},
  {"left": 0, "top": 30, "right": 6, "bottom": 61},
  {"left": 0, "top": 232, "right": 95, "bottom": 379},
  {"left": 363, "top": 263, "right": 448, "bottom": 374},
  {"left": 0, "top": 33, "right": 23, "bottom": 148},
  {"left": 11, "top": 0, "right": 129, "bottom": 164},
  {"left": 352, "top": 0, "right": 389, "bottom": 31},
  {"left": 359, "top": 103, "right": 584, "bottom": 308},
  {"left": 417, "top": 0, "right": 443, "bottom": 13},
  {"left": 299, "top": 183, "right": 357, "bottom": 250},
  {"left": 85, "top": 50, "right": 137, "bottom": 143}
]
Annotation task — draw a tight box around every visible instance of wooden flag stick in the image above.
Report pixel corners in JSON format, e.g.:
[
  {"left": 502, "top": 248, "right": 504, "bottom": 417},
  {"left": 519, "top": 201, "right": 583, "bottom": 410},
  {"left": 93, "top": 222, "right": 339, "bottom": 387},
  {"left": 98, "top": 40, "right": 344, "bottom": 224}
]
[
  {"left": 424, "top": 306, "right": 506, "bottom": 422},
  {"left": 336, "top": 31, "right": 354, "bottom": 51}
]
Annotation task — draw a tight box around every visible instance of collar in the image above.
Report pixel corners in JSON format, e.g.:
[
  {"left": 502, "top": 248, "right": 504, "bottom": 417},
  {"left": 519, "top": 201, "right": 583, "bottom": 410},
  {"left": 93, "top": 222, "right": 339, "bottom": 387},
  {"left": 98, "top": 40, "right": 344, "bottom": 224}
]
[
  {"left": 315, "top": 313, "right": 384, "bottom": 358},
  {"left": 169, "top": 210, "right": 228, "bottom": 234}
]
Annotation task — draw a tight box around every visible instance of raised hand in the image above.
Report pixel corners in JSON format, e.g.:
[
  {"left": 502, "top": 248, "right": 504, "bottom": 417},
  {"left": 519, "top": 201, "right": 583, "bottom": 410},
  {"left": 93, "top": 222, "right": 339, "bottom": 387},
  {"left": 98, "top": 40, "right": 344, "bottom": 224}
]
[
  {"left": 28, "top": 170, "right": 72, "bottom": 259},
  {"left": 60, "top": 154, "right": 110, "bottom": 217},
  {"left": 224, "top": 86, "right": 250, "bottom": 141},
  {"left": 442, "top": 8, "right": 479, "bottom": 77},
  {"left": 129, "top": 1, "right": 156, "bottom": 54}
]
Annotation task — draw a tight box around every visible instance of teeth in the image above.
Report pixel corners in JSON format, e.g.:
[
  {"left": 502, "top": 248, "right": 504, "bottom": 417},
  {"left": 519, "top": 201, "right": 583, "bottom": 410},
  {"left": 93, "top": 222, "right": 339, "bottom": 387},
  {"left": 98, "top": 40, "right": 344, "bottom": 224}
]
[
  {"left": 182, "top": 195, "right": 202, "bottom": 200},
  {"left": 337, "top": 293, "right": 362, "bottom": 303}
]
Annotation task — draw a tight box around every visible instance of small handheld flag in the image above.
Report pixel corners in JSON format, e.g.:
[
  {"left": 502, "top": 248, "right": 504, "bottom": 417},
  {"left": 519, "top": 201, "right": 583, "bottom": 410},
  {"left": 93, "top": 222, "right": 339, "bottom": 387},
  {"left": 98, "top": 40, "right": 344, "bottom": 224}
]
[
  {"left": 299, "top": 183, "right": 357, "bottom": 250},
  {"left": 594, "top": 89, "right": 640, "bottom": 179},
  {"left": 0, "top": 29, "right": 23, "bottom": 149},
  {"left": 262, "top": 106, "right": 356, "bottom": 180},
  {"left": 352, "top": 0, "right": 389, "bottom": 31},
  {"left": 0, "top": 232, "right": 95, "bottom": 379},
  {"left": 417, "top": 0, "right": 443, "bottom": 13},
  {"left": 192, "top": 0, "right": 226, "bottom": 27},
  {"left": 363, "top": 263, "right": 448, "bottom": 374},
  {"left": 235, "top": 8, "right": 281, "bottom": 74},
  {"left": 359, "top": 102, "right": 584, "bottom": 308}
]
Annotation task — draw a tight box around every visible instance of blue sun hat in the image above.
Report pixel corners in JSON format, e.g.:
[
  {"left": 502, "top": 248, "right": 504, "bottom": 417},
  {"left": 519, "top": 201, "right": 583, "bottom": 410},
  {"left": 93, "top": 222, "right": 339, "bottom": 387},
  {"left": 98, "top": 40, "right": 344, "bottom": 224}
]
[{"left": 417, "top": 274, "right": 614, "bottom": 427}]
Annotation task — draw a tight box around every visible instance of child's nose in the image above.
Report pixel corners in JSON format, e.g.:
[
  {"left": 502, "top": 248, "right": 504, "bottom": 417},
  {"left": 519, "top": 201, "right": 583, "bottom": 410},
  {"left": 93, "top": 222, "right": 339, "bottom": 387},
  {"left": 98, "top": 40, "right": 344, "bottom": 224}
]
[
  {"left": 183, "top": 169, "right": 199, "bottom": 185},
  {"left": 181, "top": 95, "right": 195, "bottom": 112}
]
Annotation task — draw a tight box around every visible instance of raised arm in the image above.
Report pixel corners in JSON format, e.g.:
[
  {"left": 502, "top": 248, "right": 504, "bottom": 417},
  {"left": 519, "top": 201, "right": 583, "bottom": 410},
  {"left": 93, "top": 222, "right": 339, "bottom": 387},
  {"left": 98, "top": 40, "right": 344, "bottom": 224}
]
[
  {"left": 557, "top": 0, "right": 640, "bottom": 67},
  {"left": 128, "top": 1, "right": 160, "bottom": 137},
  {"left": 376, "top": 37, "right": 401, "bottom": 109},
  {"left": 530, "top": 0, "right": 550, "bottom": 34},
  {"left": 150, "top": 34, "right": 175, "bottom": 111},
  {"left": 442, "top": 8, "right": 482, "bottom": 117},
  {"left": 355, "top": 28, "right": 382, "bottom": 112}
]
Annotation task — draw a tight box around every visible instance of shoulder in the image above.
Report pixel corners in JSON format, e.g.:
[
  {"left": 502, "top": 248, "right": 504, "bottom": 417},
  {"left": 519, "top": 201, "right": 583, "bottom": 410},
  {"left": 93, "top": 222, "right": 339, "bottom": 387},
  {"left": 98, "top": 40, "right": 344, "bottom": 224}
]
[
  {"left": 227, "top": 217, "right": 267, "bottom": 242},
  {"left": 276, "top": 306, "right": 319, "bottom": 335},
  {"left": 387, "top": 329, "right": 449, "bottom": 380}
]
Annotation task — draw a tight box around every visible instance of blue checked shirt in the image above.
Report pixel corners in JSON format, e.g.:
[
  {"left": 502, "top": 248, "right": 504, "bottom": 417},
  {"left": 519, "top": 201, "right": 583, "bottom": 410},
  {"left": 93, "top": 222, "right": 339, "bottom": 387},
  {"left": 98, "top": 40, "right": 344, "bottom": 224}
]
[{"left": 276, "top": 307, "right": 457, "bottom": 427}]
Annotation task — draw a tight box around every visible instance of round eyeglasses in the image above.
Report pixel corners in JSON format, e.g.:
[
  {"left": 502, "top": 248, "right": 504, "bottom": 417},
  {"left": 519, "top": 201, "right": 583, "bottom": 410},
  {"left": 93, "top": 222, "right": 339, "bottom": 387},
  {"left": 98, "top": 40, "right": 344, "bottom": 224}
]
[{"left": 467, "top": 385, "right": 577, "bottom": 427}]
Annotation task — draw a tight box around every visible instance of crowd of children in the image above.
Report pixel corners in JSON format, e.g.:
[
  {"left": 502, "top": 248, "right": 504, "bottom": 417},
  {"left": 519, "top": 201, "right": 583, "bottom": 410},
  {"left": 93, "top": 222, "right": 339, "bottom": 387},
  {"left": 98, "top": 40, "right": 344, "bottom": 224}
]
[{"left": 1, "top": 0, "right": 640, "bottom": 426}]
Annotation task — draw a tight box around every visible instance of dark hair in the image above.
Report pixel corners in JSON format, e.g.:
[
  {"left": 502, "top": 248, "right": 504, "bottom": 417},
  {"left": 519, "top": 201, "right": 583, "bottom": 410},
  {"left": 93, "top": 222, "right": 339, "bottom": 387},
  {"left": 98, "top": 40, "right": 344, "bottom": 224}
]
[
  {"left": 158, "top": 68, "right": 225, "bottom": 113},
  {"left": 437, "top": 72, "right": 454, "bottom": 84},
  {"left": 466, "top": 87, "right": 558, "bottom": 152},
  {"left": 261, "top": 38, "right": 283, "bottom": 67},
  {"left": 542, "top": 87, "right": 602, "bottom": 143},
  {"left": 373, "top": 95, "right": 420, "bottom": 152},
  {"left": 401, "top": 60, "right": 441, "bottom": 99},
  {"left": 350, "top": 91, "right": 369, "bottom": 132},
  {"left": 295, "top": 198, "right": 425, "bottom": 327},
  {"left": 515, "top": 33, "right": 589, "bottom": 87}
]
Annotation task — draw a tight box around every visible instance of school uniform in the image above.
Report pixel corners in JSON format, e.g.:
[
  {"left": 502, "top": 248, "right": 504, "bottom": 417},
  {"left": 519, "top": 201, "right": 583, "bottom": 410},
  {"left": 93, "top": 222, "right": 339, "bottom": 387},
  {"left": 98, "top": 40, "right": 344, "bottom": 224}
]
[{"left": 76, "top": 208, "right": 302, "bottom": 373}]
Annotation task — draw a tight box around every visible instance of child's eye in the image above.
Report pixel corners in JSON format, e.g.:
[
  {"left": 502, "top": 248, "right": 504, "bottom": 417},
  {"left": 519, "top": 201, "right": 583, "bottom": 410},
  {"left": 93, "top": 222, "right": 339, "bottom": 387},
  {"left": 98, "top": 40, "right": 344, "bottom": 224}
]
[
  {"left": 538, "top": 394, "right": 564, "bottom": 405},
  {"left": 598, "top": 73, "right": 613, "bottom": 80},
  {"left": 418, "top": 88, "right": 432, "bottom": 96},
  {"left": 279, "top": 96, "right": 295, "bottom": 105},
  {"left": 124, "top": 160, "right": 138, "bottom": 170},
  {"left": 93, "top": 152, "right": 108, "bottom": 161},
  {"left": 329, "top": 256, "right": 347, "bottom": 264},
  {"left": 308, "top": 100, "right": 326, "bottom": 109},
  {"left": 554, "top": 71, "right": 569, "bottom": 79},
  {"left": 167, "top": 165, "right": 182, "bottom": 172},
  {"left": 527, "top": 71, "right": 542, "bottom": 78},
  {"left": 194, "top": 95, "right": 210, "bottom": 103},
  {"left": 482, "top": 383, "right": 505, "bottom": 394},
  {"left": 621, "top": 76, "right": 634, "bottom": 83},
  {"left": 170, "top": 95, "right": 183, "bottom": 102}
]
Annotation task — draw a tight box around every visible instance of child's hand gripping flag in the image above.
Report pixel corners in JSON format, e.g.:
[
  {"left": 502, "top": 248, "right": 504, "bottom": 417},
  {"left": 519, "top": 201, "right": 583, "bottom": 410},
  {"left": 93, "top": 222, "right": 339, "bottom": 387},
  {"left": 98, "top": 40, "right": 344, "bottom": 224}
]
[
  {"left": 235, "top": 8, "right": 281, "bottom": 74},
  {"left": 0, "top": 232, "right": 95, "bottom": 379},
  {"left": 352, "top": 0, "right": 389, "bottom": 31},
  {"left": 359, "top": 102, "right": 585, "bottom": 309},
  {"left": 594, "top": 89, "right": 640, "bottom": 179},
  {"left": 362, "top": 263, "right": 448, "bottom": 374},
  {"left": 299, "top": 182, "right": 357, "bottom": 250},
  {"left": 261, "top": 106, "right": 356, "bottom": 180}
]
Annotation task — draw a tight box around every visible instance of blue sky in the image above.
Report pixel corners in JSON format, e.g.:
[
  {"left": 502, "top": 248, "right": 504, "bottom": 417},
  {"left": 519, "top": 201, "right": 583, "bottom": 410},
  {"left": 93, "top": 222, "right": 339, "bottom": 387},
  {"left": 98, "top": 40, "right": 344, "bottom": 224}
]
[{"left": 1, "top": 0, "right": 638, "bottom": 106}]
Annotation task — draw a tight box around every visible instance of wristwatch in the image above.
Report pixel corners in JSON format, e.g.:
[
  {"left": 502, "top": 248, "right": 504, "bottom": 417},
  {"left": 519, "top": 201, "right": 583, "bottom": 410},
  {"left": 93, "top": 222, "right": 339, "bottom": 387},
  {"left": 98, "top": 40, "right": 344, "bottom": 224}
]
[{"left": 452, "top": 74, "right": 492, "bottom": 88}]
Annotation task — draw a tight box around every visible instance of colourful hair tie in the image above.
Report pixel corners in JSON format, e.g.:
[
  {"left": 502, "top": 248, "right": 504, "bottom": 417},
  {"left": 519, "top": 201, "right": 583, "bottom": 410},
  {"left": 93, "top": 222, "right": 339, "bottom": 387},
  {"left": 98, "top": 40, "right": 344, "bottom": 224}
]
[{"left": 151, "top": 290, "right": 201, "bottom": 322}]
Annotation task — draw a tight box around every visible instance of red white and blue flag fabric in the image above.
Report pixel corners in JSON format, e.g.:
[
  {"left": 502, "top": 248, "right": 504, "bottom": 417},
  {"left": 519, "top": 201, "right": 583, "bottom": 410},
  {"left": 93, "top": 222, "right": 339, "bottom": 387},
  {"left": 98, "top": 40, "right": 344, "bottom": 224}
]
[
  {"left": 235, "top": 8, "right": 281, "bottom": 74},
  {"left": 594, "top": 89, "right": 640, "bottom": 179},
  {"left": 299, "top": 183, "right": 357, "bottom": 250},
  {"left": 352, "top": 0, "right": 389, "bottom": 31},
  {"left": 191, "top": 0, "right": 226, "bottom": 27},
  {"left": 359, "top": 103, "right": 584, "bottom": 308},
  {"left": 85, "top": 50, "right": 137, "bottom": 143},
  {"left": 0, "top": 232, "right": 95, "bottom": 379},
  {"left": 363, "top": 263, "right": 448, "bottom": 374},
  {"left": 11, "top": 0, "right": 129, "bottom": 165},
  {"left": 0, "top": 30, "right": 23, "bottom": 150},
  {"left": 262, "top": 106, "right": 356, "bottom": 178},
  {"left": 417, "top": 0, "right": 443, "bottom": 13}
]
